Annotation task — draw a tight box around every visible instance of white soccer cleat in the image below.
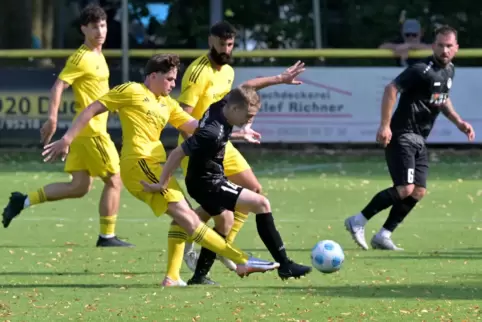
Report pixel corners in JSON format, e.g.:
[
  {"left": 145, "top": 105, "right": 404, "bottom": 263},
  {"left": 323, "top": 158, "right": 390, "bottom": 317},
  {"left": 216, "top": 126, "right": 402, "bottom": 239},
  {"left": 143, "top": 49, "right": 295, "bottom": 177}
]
[
  {"left": 370, "top": 234, "right": 404, "bottom": 251},
  {"left": 183, "top": 250, "right": 199, "bottom": 272},
  {"left": 344, "top": 215, "right": 369, "bottom": 250},
  {"left": 236, "top": 256, "right": 280, "bottom": 278},
  {"left": 161, "top": 276, "right": 187, "bottom": 287},
  {"left": 217, "top": 255, "right": 237, "bottom": 271}
]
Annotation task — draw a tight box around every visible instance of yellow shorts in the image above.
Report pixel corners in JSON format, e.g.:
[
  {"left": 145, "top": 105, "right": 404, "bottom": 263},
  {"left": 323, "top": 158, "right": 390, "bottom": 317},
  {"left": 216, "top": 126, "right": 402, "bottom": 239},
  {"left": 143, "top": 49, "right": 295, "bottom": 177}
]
[
  {"left": 64, "top": 134, "right": 120, "bottom": 178},
  {"left": 120, "top": 158, "right": 185, "bottom": 217},
  {"left": 178, "top": 135, "right": 251, "bottom": 177}
]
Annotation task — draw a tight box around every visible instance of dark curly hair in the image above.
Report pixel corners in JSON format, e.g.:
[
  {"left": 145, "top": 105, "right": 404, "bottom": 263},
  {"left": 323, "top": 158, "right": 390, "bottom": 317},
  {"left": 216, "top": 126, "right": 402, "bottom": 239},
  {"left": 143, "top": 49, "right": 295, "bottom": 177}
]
[
  {"left": 80, "top": 4, "right": 107, "bottom": 26},
  {"left": 144, "top": 54, "right": 181, "bottom": 75}
]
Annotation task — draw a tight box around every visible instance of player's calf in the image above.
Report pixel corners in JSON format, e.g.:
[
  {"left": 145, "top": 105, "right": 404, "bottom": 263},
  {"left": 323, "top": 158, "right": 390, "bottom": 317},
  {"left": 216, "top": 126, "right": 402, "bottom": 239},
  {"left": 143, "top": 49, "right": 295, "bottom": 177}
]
[{"left": 235, "top": 189, "right": 312, "bottom": 279}]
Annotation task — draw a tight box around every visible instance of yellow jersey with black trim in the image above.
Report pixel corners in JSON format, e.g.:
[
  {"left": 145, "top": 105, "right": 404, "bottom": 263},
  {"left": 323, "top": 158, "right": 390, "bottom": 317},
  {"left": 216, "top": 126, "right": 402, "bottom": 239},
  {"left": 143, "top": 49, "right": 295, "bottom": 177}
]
[
  {"left": 98, "top": 82, "right": 194, "bottom": 162},
  {"left": 177, "top": 54, "right": 234, "bottom": 120},
  {"left": 58, "top": 44, "right": 110, "bottom": 137}
]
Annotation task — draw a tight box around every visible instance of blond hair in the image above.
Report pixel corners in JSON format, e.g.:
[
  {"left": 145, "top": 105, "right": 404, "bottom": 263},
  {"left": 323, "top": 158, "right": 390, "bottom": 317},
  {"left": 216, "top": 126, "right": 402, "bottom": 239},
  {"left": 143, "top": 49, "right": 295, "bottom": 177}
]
[{"left": 227, "top": 85, "right": 261, "bottom": 111}]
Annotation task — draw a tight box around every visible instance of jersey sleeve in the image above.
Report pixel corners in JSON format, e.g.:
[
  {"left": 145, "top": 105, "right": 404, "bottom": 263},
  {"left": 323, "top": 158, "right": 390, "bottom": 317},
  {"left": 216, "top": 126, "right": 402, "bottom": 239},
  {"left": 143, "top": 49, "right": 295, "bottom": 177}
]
[
  {"left": 177, "top": 62, "right": 209, "bottom": 107},
  {"left": 392, "top": 63, "right": 426, "bottom": 92},
  {"left": 168, "top": 98, "right": 195, "bottom": 128},
  {"left": 181, "top": 124, "right": 218, "bottom": 157},
  {"left": 97, "top": 83, "right": 137, "bottom": 112},
  {"left": 58, "top": 54, "right": 86, "bottom": 85}
]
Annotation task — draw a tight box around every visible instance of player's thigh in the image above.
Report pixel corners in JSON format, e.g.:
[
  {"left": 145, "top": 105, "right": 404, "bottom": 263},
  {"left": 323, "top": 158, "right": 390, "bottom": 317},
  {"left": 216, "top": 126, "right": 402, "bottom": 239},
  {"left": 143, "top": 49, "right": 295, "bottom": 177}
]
[
  {"left": 120, "top": 159, "right": 185, "bottom": 217},
  {"left": 211, "top": 210, "right": 235, "bottom": 235},
  {"left": 234, "top": 183, "right": 270, "bottom": 215},
  {"left": 385, "top": 141, "right": 417, "bottom": 186},
  {"left": 414, "top": 145, "right": 429, "bottom": 188}
]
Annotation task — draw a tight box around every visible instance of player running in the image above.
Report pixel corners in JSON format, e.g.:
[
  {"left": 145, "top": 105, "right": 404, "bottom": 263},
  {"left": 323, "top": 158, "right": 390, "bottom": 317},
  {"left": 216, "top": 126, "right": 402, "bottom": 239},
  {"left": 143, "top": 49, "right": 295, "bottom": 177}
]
[
  {"left": 345, "top": 26, "right": 475, "bottom": 251},
  {"left": 42, "top": 53, "right": 280, "bottom": 286},
  {"left": 2, "top": 4, "right": 131, "bottom": 247},
  {"left": 176, "top": 21, "right": 303, "bottom": 273},
  {"left": 142, "top": 85, "right": 313, "bottom": 285}
]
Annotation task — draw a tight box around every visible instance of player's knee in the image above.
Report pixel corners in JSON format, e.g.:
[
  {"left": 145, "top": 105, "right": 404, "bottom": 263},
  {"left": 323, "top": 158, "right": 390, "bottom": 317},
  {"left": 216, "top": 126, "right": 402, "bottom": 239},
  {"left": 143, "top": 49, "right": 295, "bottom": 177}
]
[
  {"left": 411, "top": 186, "right": 427, "bottom": 200},
  {"left": 213, "top": 211, "right": 234, "bottom": 236},
  {"left": 254, "top": 195, "right": 271, "bottom": 214},
  {"left": 102, "top": 173, "right": 122, "bottom": 190},
  {"left": 396, "top": 184, "right": 415, "bottom": 199},
  {"left": 68, "top": 178, "right": 92, "bottom": 198}
]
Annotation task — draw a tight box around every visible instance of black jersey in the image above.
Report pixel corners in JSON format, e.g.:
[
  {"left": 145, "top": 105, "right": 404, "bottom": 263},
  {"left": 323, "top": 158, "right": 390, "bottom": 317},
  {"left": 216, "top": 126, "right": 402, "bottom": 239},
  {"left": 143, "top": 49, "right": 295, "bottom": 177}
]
[
  {"left": 181, "top": 97, "right": 232, "bottom": 185},
  {"left": 391, "top": 56, "right": 455, "bottom": 139}
]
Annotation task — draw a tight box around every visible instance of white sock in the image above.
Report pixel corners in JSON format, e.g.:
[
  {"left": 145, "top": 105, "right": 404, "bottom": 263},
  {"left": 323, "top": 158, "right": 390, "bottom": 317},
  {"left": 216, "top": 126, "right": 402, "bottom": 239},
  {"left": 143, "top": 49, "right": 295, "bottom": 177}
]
[
  {"left": 354, "top": 213, "right": 367, "bottom": 226},
  {"left": 23, "top": 197, "right": 30, "bottom": 209},
  {"left": 184, "top": 242, "right": 194, "bottom": 254},
  {"left": 100, "top": 234, "right": 115, "bottom": 239},
  {"left": 379, "top": 228, "right": 392, "bottom": 238}
]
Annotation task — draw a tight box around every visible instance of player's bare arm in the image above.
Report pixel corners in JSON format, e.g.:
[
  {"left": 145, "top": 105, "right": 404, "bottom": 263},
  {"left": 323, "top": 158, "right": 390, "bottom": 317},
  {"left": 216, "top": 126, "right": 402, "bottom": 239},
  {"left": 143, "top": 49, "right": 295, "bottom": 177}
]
[
  {"left": 178, "top": 105, "right": 196, "bottom": 139},
  {"left": 376, "top": 82, "right": 398, "bottom": 147},
  {"left": 42, "top": 101, "right": 108, "bottom": 162},
  {"left": 241, "top": 60, "right": 306, "bottom": 90},
  {"left": 440, "top": 98, "right": 475, "bottom": 140},
  {"left": 40, "top": 79, "right": 70, "bottom": 145},
  {"left": 231, "top": 127, "right": 262, "bottom": 144}
]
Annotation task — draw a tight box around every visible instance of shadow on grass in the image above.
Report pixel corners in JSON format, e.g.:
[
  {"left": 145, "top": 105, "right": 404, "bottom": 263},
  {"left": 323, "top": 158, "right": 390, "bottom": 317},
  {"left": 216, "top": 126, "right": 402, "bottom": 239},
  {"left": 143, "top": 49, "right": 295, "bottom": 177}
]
[
  {"left": 0, "top": 271, "right": 154, "bottom": 276},
  {"left": 0, "top": 282, "right": 481, "bottom": 300}
]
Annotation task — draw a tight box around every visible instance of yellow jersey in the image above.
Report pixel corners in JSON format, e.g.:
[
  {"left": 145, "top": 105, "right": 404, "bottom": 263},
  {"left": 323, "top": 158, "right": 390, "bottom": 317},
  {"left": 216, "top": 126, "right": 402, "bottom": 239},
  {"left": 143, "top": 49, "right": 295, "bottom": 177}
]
[
  {"left": 177, "top": 54, "right": 234, "bottom": 120},
  {"left": 98, "top": 82, "right": 194, "bottom": 163},
  {"left": 58, "top": 44, "right": 110, "bottom": 137}
]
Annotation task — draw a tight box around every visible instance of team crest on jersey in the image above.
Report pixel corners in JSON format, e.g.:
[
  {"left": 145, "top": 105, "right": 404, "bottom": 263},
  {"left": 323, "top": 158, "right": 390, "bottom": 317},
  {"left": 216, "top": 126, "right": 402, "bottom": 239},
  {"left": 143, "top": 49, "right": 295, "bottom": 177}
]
[{"left": 447, "top": 78, "right": 452, "bottom": 89}]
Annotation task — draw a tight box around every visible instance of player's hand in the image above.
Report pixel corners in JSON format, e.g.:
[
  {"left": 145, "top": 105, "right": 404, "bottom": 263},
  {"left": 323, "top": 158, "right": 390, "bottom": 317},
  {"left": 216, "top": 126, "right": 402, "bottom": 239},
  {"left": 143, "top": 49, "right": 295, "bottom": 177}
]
[
  {"left": 278, "top": 60, "right": 306, "bottom": 85},
  {"left": 457, "top": 121, "right": 475, "bottom": 141},
  {"left": 42, "top": 137, "right": 70, "bottom": 162},
  {"left": 241, "top": 128, "right": 262, "bottom": 144},
  {"left": 376, "top": 125, "right": 392, "bottom": 147},
  {"left": 140, "top": 180, "right": 167, "bottom": 194},
  {"left": 40, "top": 119, "right": 57, "bottom": 145}
]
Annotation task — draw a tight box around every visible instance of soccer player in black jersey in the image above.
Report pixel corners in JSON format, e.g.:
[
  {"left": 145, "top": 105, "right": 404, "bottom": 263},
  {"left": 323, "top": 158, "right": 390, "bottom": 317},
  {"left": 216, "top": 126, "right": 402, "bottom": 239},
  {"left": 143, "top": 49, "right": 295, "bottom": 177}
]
[
  {"left": 345, "top": 25, "right": 475, "bottom": 251},
  {"left": 142, "top": 85, "right": 312, "bottom": 284}
]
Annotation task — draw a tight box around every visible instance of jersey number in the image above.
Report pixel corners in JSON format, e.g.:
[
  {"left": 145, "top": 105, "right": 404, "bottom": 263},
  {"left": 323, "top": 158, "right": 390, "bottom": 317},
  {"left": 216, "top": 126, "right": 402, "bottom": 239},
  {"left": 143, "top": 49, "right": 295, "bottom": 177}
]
[
  {"left": 407, "top": 168, "right": 414, "bottom": 184},
  {"left": 220, "top": 181, "right": 240, "bottom": 195}
]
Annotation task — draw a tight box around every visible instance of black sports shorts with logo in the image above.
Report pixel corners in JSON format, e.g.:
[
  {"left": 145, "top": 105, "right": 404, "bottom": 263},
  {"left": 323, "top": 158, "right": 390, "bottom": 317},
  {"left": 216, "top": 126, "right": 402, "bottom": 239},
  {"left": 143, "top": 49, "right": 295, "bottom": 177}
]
[
  {"left": 187, "top": 178, "right": 244, "bottom": 216},
  {"left": 384, "top": 133, "right": 429, "bottom": 188}
]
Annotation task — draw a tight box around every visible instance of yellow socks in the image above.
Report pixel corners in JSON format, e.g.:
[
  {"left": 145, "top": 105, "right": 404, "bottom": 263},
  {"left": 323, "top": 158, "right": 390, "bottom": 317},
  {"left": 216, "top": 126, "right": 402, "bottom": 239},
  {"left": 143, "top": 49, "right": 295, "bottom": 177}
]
[
  {"left": 166, "top": 225, "right": 187, "bottom": 281},
  {"left": 100, "top": 214, "right": 117, "bottom": 238},
  {"left": 191, "top": 223, "right": 248, "bottom": 264},
  {"left": 26, "top": 188, "right": 47, "bottom": 207},
  {"left": 226, "top": 211, "right": 249, "bottom": 244}
]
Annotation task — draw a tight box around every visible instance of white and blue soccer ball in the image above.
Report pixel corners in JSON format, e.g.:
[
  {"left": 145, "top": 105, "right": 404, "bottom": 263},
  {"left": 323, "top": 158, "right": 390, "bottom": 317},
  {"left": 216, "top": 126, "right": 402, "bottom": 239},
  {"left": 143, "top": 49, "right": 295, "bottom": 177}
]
[{"left": 311, "top": 240, "right": 345, "bottom": 274}]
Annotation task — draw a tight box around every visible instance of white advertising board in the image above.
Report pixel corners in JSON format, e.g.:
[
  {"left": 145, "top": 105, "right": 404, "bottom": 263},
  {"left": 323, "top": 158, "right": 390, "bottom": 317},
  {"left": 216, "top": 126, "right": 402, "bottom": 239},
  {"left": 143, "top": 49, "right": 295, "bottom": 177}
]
[{"left": 233, "top": 67, "right": 482, "bottom": 143}]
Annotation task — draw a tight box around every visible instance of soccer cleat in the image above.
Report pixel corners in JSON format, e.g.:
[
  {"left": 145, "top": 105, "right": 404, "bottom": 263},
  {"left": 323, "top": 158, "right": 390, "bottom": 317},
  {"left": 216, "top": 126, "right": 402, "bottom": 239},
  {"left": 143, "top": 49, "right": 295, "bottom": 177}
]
[
  {"left": 183, "top": 250, "right": 199, "bottom": 272},
  {"left": 344, "top": 215, "right": 369, "bottom": 250},
  {"left": 370, "top": 234, "right": 404, "bottom": 251},
  {"left": 161, "top": 276, "right": 187, "bottom": 287},
  {"left": 187, "top": 275, "right": 218, "bottom": 285},
  {"left": 217, "top": 255, "right": 237, "bottom": 271},
  {"left": 278, "top": 260, "right": 312, "bottom": 280},
  {"left": 2, "top": 192, "right": 27, "bottom": 228},
  {"left": 96, "top": 236, "right": 135, "bottom": 247},
  {"left": 235, "top": 256, "right": 280, "bottom": 278}
]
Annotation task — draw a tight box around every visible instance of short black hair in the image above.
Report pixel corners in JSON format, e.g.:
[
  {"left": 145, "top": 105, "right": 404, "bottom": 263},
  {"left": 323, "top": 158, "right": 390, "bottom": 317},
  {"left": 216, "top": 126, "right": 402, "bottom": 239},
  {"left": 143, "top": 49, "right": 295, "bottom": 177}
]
[
  {"left": 80, "top": 4, "right": 107, "bottom": 26},
  {"left": 210, "top": 21, "right": 236, "bottom": 39},
  {"left": 144, "top": 54, "right": 180, "bottom": 76},
  {"left": 434, "top": 25, "right": 458, "bottom": 40}
]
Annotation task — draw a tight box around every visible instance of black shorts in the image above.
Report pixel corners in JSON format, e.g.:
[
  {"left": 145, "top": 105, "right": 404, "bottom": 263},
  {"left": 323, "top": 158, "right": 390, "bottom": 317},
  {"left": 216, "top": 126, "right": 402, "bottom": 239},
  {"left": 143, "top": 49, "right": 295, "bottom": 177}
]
[
  {"left": 186, "top": 179, "right": 244, "bottom": 216},
  {"left": 385, "top": 133, "right": 429, "bottom": 187}
]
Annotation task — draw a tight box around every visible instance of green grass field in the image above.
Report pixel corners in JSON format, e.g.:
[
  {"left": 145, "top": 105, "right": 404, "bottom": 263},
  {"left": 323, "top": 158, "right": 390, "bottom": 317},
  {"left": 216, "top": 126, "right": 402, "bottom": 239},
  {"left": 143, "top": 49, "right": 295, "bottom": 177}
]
[{"left": 0, "top": 152, "right": 481, "bottom": 321}]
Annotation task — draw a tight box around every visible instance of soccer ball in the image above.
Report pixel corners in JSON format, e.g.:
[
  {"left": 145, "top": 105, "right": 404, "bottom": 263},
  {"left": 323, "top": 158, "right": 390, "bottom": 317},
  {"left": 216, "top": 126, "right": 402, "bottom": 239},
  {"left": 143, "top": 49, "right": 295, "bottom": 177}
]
[{"left": 311, "top": 240, "right": 345, "bottom": 273}]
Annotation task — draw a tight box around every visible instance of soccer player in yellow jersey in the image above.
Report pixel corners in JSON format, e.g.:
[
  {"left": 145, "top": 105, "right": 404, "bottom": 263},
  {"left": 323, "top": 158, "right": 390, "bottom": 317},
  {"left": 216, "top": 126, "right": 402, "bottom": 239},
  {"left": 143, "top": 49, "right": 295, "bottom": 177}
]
[
  {"left": 42, "top": 53, "right": 280, "bottom": 287},
  {"left": 177, "top": 21, "right": 281, "bottom": 271},
  {"left": 1, "top": 4, "right": 132, "bottom": 247}
]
